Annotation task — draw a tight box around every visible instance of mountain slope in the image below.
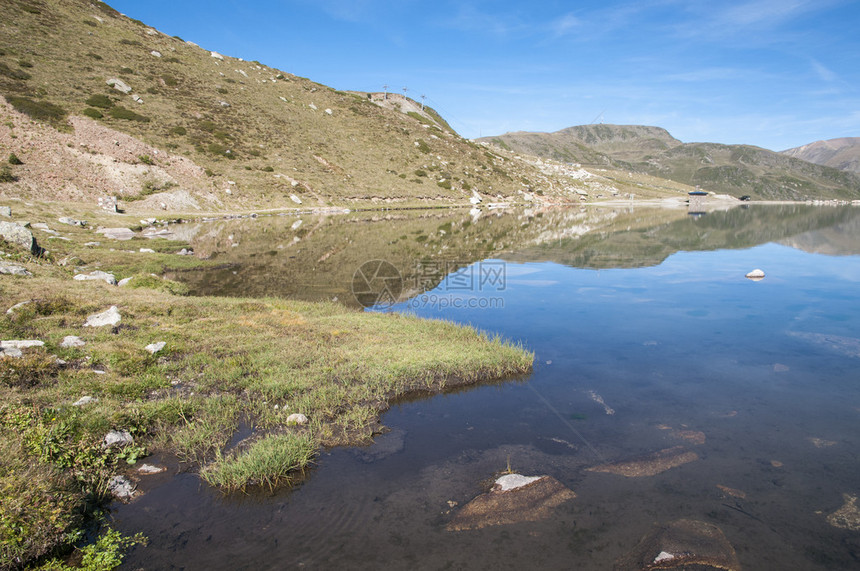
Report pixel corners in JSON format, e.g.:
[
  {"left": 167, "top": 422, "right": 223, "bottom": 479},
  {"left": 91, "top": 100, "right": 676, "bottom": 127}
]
[
  {"left": 480, "top": 125, "right": 860, "bottom": 201},
  {"left": 0, "top": 0, "right": 568, "bottom": 210},
  {"left": 781, "top": 137, "right": 860, "bottom": 174}
]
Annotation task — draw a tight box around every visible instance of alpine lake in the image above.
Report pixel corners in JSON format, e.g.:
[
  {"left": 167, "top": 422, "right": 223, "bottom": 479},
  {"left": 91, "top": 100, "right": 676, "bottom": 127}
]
[{"left": 113, "top": 203, "right": 860, "bottom": 570}]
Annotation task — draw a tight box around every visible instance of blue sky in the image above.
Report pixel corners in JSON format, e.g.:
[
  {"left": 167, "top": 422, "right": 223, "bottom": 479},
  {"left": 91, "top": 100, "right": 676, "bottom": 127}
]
[{"left": 107, "top": 0, "right": 860, "bottom": 151}]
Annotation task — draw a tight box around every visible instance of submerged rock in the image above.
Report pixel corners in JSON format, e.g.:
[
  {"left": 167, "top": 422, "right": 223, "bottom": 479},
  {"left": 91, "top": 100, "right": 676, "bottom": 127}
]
[
  {"left": 615, "top": 519, "right": 740, "bottom": 570},
  {"left": 108, "top": 475, "right": 136, "bottom": 501},
  {"left": 84, "top": 306, "right": 121, "bottom": 327},
  {"left": 788, "top": 331, "right": 860, "bottom": 358},
  {"left": 447, "top": 474, "right": 576, "bottom": 531},
  {"left": 827, "top": 494, "right": 860, "bottom": 531},
  {"left": 587, "top": 446, "right": 699, "bottom": 477}
]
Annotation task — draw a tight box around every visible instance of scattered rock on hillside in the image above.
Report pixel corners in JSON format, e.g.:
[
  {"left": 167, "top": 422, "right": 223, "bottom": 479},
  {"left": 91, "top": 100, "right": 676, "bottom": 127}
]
[
  {"left": 98, "top": 196, "right": 118, "bottom": 212},
  {"left": 6, "top": 300, "right": 33, "bottom": 314},
  {"left": 61, "top": 335, "right": 86, "bottom": 348},
  {"left": 615, "top": 519, "right": 740, "bottom": 570},
  {"left": 0, "top": 262, "right": 31, "bottom": 276},
  {"left": 0, "top": 206, "right": 10, "bottom": 217},
  {"left": 117, "top": 277, "right": 133, "bottom": 287},
  {"left": 73, "top": 396, "right": 98, "bottom": 407},
  {"left": 447, "top": 474, "right": 576, "bottom": 531},
  {"left": 0, "top": 221, "right": 44, "bottom": 255},
  {"left": 106, "top": 78, "right": 132, "bottom": 94},
  {"left": 96, "top": 227, "right": 135, "bottom": 240},
  {"left": 210, "top": 51, "right": 224, "bottom": 60},
  {"left": 145, "top": 341, "right": 166, "bottom": 354},
  {"left": 290, "top": 194, "right": 302, "bottom": 204},
  {"left": 83, "top": 306, "right": 121, "bottom": 327},
  {"left": 74, "top": 270, "right": 117, "bottom": 285},
  {"left": 58, "top": 217, "right": 87, "bottom": 227}
]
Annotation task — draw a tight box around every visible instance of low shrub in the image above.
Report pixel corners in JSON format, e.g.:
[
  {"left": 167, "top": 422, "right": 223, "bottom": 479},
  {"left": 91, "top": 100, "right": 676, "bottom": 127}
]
[
  {"left": 109, "top": 106, "right": 150, "bottom": 122},
  {"left": 5, "top": 96, "right": 67, "bottom": 126},
  {"left": 0, "top": 62, "right": 31, "bottom": 80},
  {"left": 119, "top": 39, "right": 142, "bottom": 47},
  {"left": 85, "top": 94, "right": 113, "bottom": 109},
  {"left": 162, "top": 75, "right": 178, "bottom": 87},
  {"left": 262, "top": 166, "right": 274, "bottom": 172},
  {"left": 17, "top": 60, "right": 33, "bottom": 68},
  {"left": 0, "top": 166, "right": 18, "bottom": 183},
  {"left": 8, "top": 153, "right": 23, "bottom": 165},
  {"left": 169, "top": 125, "right": 186, "bottom": 136},
  {"left": 138, "top": 154, "right": 154, "bottom": 165},
  {"left": 83, "top": 108, "right": 103, "bottom": 119}
]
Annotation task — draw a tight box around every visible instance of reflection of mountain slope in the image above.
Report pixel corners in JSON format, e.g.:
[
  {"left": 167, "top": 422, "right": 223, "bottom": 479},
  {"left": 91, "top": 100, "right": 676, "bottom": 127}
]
[
  {"left": 777, "top": 212, "right": 860, "bottom": 256},
  {"left": 503, "top": 206, "right": 860, "bottom": 269},
  {"left": 168, "top": 206, "right": 860, "bottom": 303}
]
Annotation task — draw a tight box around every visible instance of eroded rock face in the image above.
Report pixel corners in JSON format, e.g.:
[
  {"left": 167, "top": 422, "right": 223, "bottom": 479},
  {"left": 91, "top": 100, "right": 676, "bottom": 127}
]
[
  {"left": 615, "top": 519, "right": 741, "bottom": 571},
  {"left": 587, "top": 446, "right": 699, "bottom": 477},
  {"left": 446, "top": 474, "right": 576, "bottom": 531}
]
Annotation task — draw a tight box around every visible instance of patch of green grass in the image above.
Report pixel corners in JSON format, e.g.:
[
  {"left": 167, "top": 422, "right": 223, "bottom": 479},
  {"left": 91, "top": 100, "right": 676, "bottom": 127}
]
[
  {"left": 202, "top": 432, "right": 316, "bottom": 491},
  {"left": 168, "top": 125, "right": 186, "bottom": 136},
  {"left": 137, "top": 154, "right": 154, "bottom": 165},
  {"left": 83, "top": 108, "right": 103, "bottom": 119},
  {"left": 416, "top": 139, "right": 430, "bottom": 154},
  {"left": 8, "top": 152, "right": 23, "bottom": 165}
]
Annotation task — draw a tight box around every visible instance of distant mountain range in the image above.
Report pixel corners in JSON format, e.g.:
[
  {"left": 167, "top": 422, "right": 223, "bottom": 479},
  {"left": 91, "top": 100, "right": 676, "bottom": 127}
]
[
  {"left": 479, "top": 125, "right": 860, "bottom": 201},
  {"left": 781, "top": 138, "right": 860, "bottom": 174}
]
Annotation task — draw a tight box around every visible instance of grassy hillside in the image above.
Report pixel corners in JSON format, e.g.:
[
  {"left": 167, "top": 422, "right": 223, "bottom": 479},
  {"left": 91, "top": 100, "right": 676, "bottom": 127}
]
[
  {"left": 481, "top": 125, "right": 860, "bottom": 201},
  {"left": 0, "top": 0, "right": 576, "bottom": 210}
]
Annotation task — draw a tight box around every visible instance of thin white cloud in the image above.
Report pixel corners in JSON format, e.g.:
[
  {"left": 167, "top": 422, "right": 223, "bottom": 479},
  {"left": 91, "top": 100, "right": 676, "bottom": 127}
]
[
  {"left": 550, "top": 12, "right": 581, "bottom": 37},
  {"left": 810, "top": 59, "right": 838, "bottom": 82}
]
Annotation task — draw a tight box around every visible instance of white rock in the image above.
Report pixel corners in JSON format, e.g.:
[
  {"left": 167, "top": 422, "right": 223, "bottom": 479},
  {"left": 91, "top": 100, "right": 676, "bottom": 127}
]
[
  {"left": 84, "top": 306, "right": 121, "bottom": 327},
  {"left": 103, "top": 429, "right": 133, "bottom": 448},
  {"left": 308, "top": 103, "right": 317, "bottom": 111},
  {"left": 745, "top": 269, "right": 766, "bottom": 280},
  {"left": 145, "top": 341, "right": 166, "bottom": 354},
  {"left": 0, "top": 262, "right": 30, "bottom": 276},
  {"left": 108, "top": 475, "right": 135, "bottom": 500},
  {"left": 139, "top": 248, "right": 155, "bottom": 253},
  {"left": 74, "top": 271, "right": 117, "bottom": 285},
  {"left": 117, "top": 277, "right": 133, "bottom": 287},
  {"left": 138, "top": 463, "right": 166, "bottom": 475},
  {"left": 73, "top": 396, "right": 98, "bottom": 406},
  {"left": 106, "top": 78, "right": 132, "bottom": 94},
  {"left": 494, "top": 474, "right": 542, "bottom": 492},
  {"left": 210, "top": 51, "right": 224, "bottom": 60},
  {"left": 654, "top": 551, "right": 676, "bottom": 563},
  {"left": 151, "top": 50, "right": 162, "bottom": 57},
  {"left": 0, "top": 206, "right": 11, "bottom": 217},
  {"left": 1, "top": 339, "right": 45, "bottom": 350},
  {"left": 286, "top": 413, "right": 308, "bottom": 426},
  {"left": 290, "top": 194, "right": 302, "bottom": 204},
  {"left": 58, "top": 217, "right": 87, "bottom": 227},
  {"left": 96, "top": 227, "right": 135, "bottom": 240},
  {"left": 6, "top": 300, "right": 33, "bottom": 314},
  {"left": 291, "top": 219, "right": 303, "bottom": 230},
  {"left": 325, "top": 108, "right": 332, "bottom": 115},
  {"left": 61, "top": 335, "right": 86, "bottom": 348}
]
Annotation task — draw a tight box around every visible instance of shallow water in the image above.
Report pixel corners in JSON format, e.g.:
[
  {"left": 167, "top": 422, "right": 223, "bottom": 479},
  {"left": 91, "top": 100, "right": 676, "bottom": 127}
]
[{"left": 117, "top": 205, "right": 860, "bottom": 569}]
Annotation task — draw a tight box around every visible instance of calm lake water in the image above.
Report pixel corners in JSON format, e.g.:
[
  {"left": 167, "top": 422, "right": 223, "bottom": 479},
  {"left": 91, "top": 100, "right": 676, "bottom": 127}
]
[{"left": 117, "top": 204, "right": 860, "bottom": 570}]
